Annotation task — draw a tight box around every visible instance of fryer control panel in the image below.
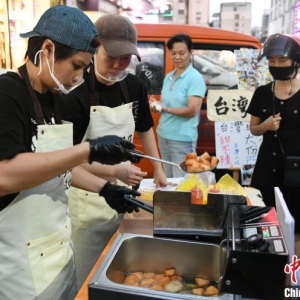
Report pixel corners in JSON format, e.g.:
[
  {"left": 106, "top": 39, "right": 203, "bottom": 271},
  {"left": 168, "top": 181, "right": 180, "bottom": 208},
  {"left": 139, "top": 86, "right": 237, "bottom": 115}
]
[{"left": 241, "top": 223, "right": 288, "bottom": 255}]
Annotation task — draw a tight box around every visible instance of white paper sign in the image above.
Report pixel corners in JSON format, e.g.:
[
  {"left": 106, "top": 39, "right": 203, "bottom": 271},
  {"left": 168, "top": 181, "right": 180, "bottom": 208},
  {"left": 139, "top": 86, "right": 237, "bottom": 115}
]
[
  {"left": 215, "top": 121, "right": 262, "bottom": 169},
  {"left": 207, "top": 90, "right": 254, "bottom": 121}
]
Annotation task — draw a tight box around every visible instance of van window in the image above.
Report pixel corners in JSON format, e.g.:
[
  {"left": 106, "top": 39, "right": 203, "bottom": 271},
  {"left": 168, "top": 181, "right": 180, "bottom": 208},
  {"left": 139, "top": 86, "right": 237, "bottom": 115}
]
[
  {"left": 192, "top": 49, "right": 238, "bottom": 90},
  {"left": 129, "top": 43, "right": 240, "bottom": 94},
  {"left": 128, "top": 42, "right": 165, "bottom": 95}
]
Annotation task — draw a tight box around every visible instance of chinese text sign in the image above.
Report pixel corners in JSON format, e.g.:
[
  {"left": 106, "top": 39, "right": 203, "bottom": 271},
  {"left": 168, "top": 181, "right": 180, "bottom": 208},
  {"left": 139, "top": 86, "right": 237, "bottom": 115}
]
[{"left": 215, "top": 121, "right": 262, "bottom": 169}]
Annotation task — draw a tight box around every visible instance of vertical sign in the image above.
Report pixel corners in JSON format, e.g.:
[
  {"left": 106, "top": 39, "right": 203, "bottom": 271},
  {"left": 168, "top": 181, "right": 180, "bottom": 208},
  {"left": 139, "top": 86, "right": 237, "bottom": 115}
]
[
  {"left": 215, "top": 121, "right": 262, "bottom": 168},
  {"left": 294, "top": 2, "right": 300, "bottom": 38}
]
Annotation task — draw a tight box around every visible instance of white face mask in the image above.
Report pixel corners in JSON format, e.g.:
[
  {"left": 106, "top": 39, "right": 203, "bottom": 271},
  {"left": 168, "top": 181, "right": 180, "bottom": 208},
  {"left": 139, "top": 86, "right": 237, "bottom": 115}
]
[
  {"left": 93, "top": 53, "right": 128, "bottom": 85},
  {"left": 34, "top": 47, "right": 84, "bottom": 94}
]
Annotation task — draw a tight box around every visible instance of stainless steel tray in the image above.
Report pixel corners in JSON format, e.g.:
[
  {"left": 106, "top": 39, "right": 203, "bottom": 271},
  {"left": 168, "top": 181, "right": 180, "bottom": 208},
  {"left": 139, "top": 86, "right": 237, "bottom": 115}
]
[{"left": 88, "top": 233, "right": 232, "bottom": 300}]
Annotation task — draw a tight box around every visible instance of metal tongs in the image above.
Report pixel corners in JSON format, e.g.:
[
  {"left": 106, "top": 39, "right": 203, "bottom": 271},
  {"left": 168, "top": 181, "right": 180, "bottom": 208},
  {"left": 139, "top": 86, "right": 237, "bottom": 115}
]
[
  {"left": 129, "top": 149, "right": 188, "bottom": 173},
  {"left": 129, "top": 149, "right": 217, "bottom": 174},
  {"left": 124, "top": 194, "right": 154, "bottom": 214}
]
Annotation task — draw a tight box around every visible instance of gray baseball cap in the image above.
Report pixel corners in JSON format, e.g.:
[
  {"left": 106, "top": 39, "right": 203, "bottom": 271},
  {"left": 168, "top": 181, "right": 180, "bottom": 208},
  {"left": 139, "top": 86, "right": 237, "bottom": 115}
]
[
  {"left": 95, "top": 14, "right": 141, "bottom": 62},
  {"left": 20, "top": 5, "right": 98, "bottom": 54}
]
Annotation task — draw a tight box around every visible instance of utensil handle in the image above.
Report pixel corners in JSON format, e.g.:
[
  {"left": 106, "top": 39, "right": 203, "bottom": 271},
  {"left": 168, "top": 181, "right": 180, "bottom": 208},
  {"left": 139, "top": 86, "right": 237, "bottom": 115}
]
[
  {"left": 124, "top": 195, "right": 154, "bottom": 214},
  {"left": 129, "top": 151, "right": 181, "bottom": 169}
]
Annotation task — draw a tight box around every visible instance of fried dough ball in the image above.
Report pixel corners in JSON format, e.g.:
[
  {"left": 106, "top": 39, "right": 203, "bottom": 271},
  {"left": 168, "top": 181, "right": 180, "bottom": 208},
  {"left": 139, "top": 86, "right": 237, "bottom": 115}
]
[
  {"left": 140, "top": 278, "right": 156, "bottom": 287},
  {"left": 164, "top": 280, "right": 184, "bottom": 293},
  {"left": 203, "top": 285, "right": 218, "bottom": 296},
  {"left": 131, "top": 271, "right": 143, "bottom": 281},
  {"left": 150, "top": 285, "right": 164, "bottom": 291},
  {"left": 158, "top": 276, "right": 171, "bottom": 287},
  {"left": 198, "top": 157, "right": 210, "bottom": 166},
  {"left": 187, "top": 162, "right": 203, "bottom": 173},
  {"left": 192, "top": 287, "right": 205, "bottom": 295},
  {"left": 124, "top": 274, "right": 139, "bottom": 285},
  {"left": 153, "top": 273, "right": 165, "bottom": 281},
  {"left": 200, "top": 151, "right": 210, "bottom": 161},
  {"left": 195, "top": 277, "right": 210, "bottom": 287},
  {"left": 170, "top": 275, "right": 183, "bottom": 281},
  {"left": 164, "top": 268, "right": 176, "bottom": 277},
  {"left": 210, "top": 156, "right": 219, "bottom": 167},
  {"left": 143, "top": 272, "right": 155, "bottom": 279},
  {"left": 185, "top": 159, "right": 196, "bottom": 166},
  {"left": 185, "top": 152, "right": 197, "bottom": 160}
]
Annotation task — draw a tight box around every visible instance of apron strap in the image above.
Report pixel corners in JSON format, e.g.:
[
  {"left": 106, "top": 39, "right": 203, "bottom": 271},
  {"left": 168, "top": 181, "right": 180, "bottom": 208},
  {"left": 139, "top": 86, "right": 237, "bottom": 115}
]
[
  {"left": 89, "top": 62, "right": 100, "bottom": 106},
  {"left": 18, "top": 64, "right": 62, "bottom": 125}
]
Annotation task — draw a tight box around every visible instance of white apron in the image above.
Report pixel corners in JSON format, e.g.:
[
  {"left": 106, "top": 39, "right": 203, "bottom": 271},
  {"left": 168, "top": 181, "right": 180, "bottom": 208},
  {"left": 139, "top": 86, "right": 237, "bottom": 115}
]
[
  {"left": 0, "top": 122, "right": 76, "bottom": 300},
  {"left": 68, "top": 102, "right": 135, "bottom": 288}
]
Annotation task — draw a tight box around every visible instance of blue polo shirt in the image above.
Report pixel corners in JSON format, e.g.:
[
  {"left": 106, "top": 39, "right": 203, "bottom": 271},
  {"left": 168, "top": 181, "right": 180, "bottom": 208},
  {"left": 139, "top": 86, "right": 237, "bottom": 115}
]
[{"left": 157, "top": 64, "right": 206, "bottom": 142}]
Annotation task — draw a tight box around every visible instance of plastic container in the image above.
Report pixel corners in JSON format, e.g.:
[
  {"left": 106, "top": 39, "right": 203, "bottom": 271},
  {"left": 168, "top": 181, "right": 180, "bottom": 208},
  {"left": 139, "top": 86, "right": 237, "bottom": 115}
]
[{"left": 191, "top": 185, "right": 204, "bottom": 205}]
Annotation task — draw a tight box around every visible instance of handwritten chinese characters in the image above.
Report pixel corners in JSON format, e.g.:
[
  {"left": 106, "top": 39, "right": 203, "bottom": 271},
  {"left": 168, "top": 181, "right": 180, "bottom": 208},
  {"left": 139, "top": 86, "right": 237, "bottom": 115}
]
[
  {"left": 215, "top": 121, "right": 262, "bottom": 169},
  {"left": 207, "top": 90, "right": 254, "bottom": 121}
]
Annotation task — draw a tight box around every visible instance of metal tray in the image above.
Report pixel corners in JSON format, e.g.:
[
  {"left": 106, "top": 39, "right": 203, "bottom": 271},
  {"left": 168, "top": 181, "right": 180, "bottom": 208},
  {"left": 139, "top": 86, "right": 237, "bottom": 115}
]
[{"left": 88, "top": 233, "right": 230, "bottom": 300}]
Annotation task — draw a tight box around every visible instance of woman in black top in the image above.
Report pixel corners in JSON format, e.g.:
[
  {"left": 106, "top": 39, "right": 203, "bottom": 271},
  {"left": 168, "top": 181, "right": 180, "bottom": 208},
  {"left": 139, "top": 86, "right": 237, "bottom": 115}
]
[{"left": 247, "top": 34, "right": 300, "bottom": 237}]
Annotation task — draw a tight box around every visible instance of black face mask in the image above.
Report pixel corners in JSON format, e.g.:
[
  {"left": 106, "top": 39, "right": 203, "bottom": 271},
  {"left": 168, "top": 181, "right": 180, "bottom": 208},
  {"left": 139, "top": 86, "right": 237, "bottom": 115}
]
[{"left": 269, "top": 65, "right": 295, "bottom": 81}]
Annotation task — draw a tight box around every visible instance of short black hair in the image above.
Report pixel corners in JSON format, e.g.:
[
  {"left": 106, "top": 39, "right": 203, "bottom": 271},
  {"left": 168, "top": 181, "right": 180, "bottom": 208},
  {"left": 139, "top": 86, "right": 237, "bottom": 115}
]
[
  {"left": 25, "top": 36, "right": 99, "bottom": 65},
  {"left": 167, "top": 34, "right": 192, "bottom": 51}
]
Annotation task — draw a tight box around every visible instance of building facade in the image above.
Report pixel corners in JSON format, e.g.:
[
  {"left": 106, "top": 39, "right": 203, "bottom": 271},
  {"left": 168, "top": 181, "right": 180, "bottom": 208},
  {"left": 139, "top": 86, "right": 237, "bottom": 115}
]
[
  {"left": 220, "top": 2, "right": 252, "bottom": 35},
  {"left": 268, "top": 0, "right": 300, "bottom": 36}
]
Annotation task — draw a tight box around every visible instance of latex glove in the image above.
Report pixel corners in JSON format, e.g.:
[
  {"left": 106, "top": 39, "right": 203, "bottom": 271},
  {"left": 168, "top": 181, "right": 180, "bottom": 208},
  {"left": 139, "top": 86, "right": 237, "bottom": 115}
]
[
  {"left": 89, "top": 135, "right": 141, "bottom": 165},
  {"left": 99, "top": 181, "right": 141, "bottom": 214}
]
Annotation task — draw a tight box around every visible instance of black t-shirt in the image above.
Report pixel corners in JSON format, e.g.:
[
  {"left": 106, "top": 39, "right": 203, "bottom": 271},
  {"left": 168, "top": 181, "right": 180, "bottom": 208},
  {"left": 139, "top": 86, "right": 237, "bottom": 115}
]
[
  {"left": 0, "top": 71, "right": 66, "bottom": 210},
  {"left": 63, "top": 71, "right": 154, "bottom": 145}
]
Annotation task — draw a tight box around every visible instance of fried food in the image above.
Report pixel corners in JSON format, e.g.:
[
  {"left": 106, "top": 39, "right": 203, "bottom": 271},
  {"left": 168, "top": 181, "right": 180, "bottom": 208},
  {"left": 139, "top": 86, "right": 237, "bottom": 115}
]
[
  {"left": 192, "top": 287, "right": 205, "bottom": 295},
  {"left": 198, "top": 157, "right": 210, "bottom": 166},
  {"left": 131, "top": 271, "right": 143, "bottom": 281},
  {"left": 210, "top": 156, "right": 219, "bottom": 168},
  {"left": 187, "top": 162, "right": 203, "bottom": 173},
  {"left": 158, "top": 276, "right": 171, "bottom": 287},
  {"left": 164, "top": 280, "right": 184, "bottom": 293},
  {"left": 170, "top": 275, "right": 183, "bottom": 281},
  {"left": 122, "top": 268, "right": 217, "bottom": 296},
  {"left": 150, "top": 285, "right": 164, "bottom": 291},
  {"left": 184, "top": 151, "right": 219, "bottom": 173},
  {"left": 153, "top": 273, "right": 165, "bottom": 281},
  {"left": 185, "top": 152, "right": 197, "bottom": 160},
  {"left": 185, "top": 159, "right": 196, "bottom": 166},
  {"left": 200, "top": 151, "right": 210, "bottom": 161},
  {"left": 164, "top": 268, "right": 176, "bottom": 277},
  {"left": 203, "top": 285, "right": 218, "bottom": 296},
  {"left": 140, "top": 278, "right": 156, "bottom": 287},
  {"left": 143, "top": 272, "right": 155, "bottom": 279},
  {"left": 195, "top": 277, "right": 210, "bottom": 287},
  {"left": 124, "top": 274, "right": 139, "bottom": 285}
]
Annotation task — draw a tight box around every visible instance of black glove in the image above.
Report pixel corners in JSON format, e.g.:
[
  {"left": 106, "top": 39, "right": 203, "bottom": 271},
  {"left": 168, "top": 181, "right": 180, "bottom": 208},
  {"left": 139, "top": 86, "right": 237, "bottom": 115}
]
[
  {"left": 99, "top": 181, "right": 141, "bottom": 214},
  {"left": 89, "top": 135, "right": 141, "bottom": 165}
]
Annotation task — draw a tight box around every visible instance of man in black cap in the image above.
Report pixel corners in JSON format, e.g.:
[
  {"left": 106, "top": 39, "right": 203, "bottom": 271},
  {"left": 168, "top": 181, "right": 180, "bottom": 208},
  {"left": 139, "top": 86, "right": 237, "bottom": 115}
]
[{"left": 63, "top": 14, "right": 173, "bottom": 288}]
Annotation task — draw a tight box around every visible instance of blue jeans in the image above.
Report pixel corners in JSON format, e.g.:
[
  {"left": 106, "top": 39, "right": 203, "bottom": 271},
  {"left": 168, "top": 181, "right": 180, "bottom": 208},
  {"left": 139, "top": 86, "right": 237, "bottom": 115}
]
[{"left": 158, "top": 136, "right": 197, "bottom": 178}]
